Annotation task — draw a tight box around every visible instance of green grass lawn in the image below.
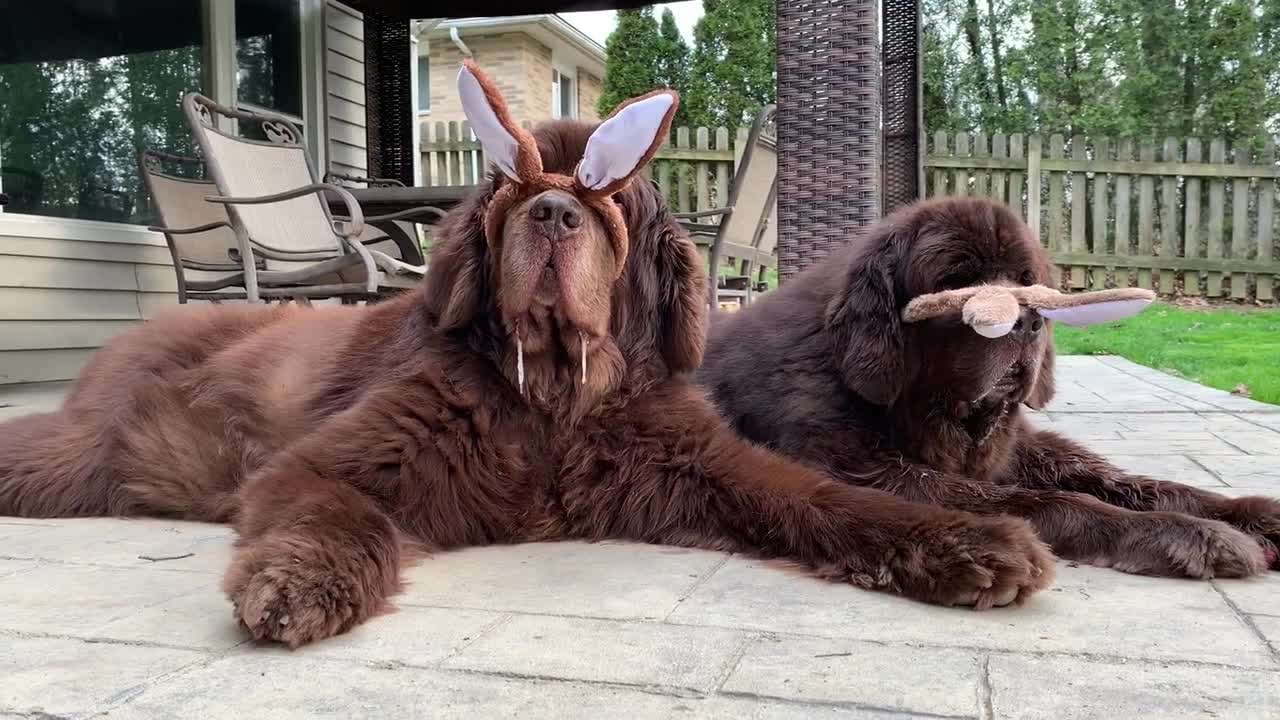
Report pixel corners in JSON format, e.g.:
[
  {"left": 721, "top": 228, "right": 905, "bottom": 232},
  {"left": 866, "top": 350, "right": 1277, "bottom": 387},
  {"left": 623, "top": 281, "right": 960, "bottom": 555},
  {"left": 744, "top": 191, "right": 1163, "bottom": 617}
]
[{"left": 1053, "top": 305, "right": 1280, "bottom": 405}]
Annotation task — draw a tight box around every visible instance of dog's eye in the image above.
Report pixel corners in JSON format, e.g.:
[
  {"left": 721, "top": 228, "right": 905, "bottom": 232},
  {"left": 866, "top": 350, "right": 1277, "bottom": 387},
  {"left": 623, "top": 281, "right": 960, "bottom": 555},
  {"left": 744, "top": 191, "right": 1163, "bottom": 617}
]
[{"left": 1019, "top": 271, "right": 1035, "bottom": 286}]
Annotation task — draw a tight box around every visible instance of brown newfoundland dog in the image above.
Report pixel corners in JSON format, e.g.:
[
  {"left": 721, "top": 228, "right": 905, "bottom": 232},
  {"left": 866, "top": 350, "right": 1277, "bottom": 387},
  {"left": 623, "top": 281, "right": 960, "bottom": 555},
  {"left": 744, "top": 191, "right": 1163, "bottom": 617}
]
[
  {"left": 698, "top": 196, "right": 1280, "bottom": 579},
  {"left": 0, "top": 77, "right": 1053, "bottom": 648}
]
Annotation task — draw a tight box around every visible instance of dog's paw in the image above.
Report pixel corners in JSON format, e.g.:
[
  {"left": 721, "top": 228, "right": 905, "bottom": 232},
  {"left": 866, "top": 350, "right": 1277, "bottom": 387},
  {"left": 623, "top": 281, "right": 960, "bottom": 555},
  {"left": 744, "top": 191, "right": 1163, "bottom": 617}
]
[
  {"left": 223, "top": 545, "right": 373, "bottom": 648},
  {"left": 1217, "top": 496, "right": 1280, "bottom": 570},
  {"left": 899, "top": 514, "right": 1056, "bottom": 609},
  {"left": 1112, "top": 513, "right": 1267, "bottom": 579}
]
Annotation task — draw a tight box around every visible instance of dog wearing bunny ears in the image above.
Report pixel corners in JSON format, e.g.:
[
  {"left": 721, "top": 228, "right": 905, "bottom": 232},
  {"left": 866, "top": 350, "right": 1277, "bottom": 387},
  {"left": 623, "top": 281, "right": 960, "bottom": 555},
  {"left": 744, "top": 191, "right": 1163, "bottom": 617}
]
[{"left": 0, "top": 62, "right": 1059, "bottom": 648}]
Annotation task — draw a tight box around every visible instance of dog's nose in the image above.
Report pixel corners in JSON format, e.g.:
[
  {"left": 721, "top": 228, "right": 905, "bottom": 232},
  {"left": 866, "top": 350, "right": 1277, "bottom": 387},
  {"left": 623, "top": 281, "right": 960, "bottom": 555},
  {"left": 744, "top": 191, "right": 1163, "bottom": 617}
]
[
  {"left": 528, "top": 192, "right": 583, "bottom": 233},
  {"left": 1011, "top": 307, "right": 1045, "bottom": 337}
]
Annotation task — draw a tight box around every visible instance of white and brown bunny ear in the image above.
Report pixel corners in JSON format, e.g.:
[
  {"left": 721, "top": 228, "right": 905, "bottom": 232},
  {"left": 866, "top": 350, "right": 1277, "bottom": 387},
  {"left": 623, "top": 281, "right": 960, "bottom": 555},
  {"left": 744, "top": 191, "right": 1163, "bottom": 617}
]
[
  {"left": 1030, "top": 287, "right": 1155, "bottom": 327},
  {"left": 903, "top": 284, "right": 1156, "bottom": 339},
  {"left": 457, "top": 59, "right": 543, "bottom": 183},
  {"left": 576, "top": 90, "right": 678, "bottom": 196}
]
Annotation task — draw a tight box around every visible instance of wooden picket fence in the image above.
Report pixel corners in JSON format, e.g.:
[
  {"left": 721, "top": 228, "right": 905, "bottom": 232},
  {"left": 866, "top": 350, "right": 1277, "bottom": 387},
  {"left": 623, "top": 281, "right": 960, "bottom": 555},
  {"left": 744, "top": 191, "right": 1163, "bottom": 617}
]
[
  {"left": 420, "top": 121, "right": 746, "bottom": 218},
  {"left": 926, "top": 131, "right": 1280, "bottom": 302}
]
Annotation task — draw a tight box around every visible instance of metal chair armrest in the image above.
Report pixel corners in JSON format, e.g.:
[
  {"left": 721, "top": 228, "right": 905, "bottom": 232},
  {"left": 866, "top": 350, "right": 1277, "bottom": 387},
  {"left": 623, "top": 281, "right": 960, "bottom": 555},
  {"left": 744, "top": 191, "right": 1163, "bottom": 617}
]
[
  {"left": 673, "top": 207, "right": 733, "bottom": 220},
  {"left": 204, "top": 182, "right": 365, "bottom": 239},
  {"left": 147, "top": 220, "right": 232, "bottom": 235}
]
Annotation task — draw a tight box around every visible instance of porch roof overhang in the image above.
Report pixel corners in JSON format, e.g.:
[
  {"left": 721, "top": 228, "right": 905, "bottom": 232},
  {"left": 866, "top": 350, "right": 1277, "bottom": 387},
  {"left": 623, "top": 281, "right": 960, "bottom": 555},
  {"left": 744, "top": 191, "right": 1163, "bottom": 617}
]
[
  {"left": 339, "top": 0, "right": 655, "bottom": 19},
  {"left": 0, "top": 1, "right": 288, "bottom": 65}
]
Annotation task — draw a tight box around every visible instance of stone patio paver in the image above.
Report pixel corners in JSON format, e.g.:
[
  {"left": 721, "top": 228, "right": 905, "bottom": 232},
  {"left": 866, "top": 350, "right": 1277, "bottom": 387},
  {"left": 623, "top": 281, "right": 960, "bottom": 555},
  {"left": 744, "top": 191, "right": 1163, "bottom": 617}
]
[{"left": 1, "top": 357, "right": 1278, "bottom": 719}]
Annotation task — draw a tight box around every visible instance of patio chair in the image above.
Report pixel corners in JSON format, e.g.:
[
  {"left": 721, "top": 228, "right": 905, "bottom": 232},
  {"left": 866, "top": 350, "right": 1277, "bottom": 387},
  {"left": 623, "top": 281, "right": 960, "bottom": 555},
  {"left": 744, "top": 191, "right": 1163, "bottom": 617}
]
[
  {"left": 138, "top": 149, "right": 265, "bottom": 303},
  {"left": 180, "top": 92, "right": 427, "bottom": 303},
  {"left": 675, "top": 105, "right": 778, "bottom": 309},
  {"left": 323, "top": 170, "right": 433, "bottom": 267}
]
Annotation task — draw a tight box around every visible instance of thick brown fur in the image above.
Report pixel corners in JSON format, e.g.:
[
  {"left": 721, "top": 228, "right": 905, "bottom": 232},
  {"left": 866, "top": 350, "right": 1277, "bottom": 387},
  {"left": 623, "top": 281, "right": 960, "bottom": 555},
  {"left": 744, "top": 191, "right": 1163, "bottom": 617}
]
[
  {"left": 698, "top": 196, "right": 1280, "bottom": 580},
  {"left": 1, "top": 126, "right": 1055, "bottom": 648}
]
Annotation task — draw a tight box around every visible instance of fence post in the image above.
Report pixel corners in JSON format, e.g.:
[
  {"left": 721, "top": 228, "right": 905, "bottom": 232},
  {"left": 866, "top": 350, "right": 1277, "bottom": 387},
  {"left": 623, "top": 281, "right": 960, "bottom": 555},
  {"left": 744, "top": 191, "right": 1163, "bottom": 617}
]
[
  {"left": 696, "top": 127, "right": 711, "bottom": 213},
  {"left": 1047, "top": 134, "right": 1065, "bottom": 287},
  {"left": 1027, "top": 135, "right": 1041, "bottom": 242},
  {"left": 1230, "top": 148, "right": 1251, "bottom": 300},
  {"left": 1258, "top": 140, "right": 1276, "bottom": 302},
  {"left": 1069, "top": 135, "right": 1087, "bottom": 288},
  {"left": 932, "top": 130, "right": 948, "bottom": 197},
  {"left": 715, "top": 127, "right": 730, "bottom": 209},
  {"left": 1207, "top": 138, "right": 1226, "bottom": 296},
  {"left": 953, "top": 132, "right": 970, "bottom": 197},
  {"left": 1114, "top": 138, "right": 1133, "bottom": 289},
  {"left": 676, "top": 127, "right": 691, "bottom": 213},
  {"left": 1183, "top": 138, "right": 1203, "bottom": 296},
  {"left": 974, "top": 132, "right": 989, "bottom": 196},
  {"left": 1090, "top": 137, "right": 1110, "bottom": 290},
  {"left": 1158, "top": 138, "right": 1179, "bottom": 295},
  {"left": 991, "top": 133, "right": 1007, "bottom": 205},
  {"left": 1137, "top": 140, "right": 1155, "bottom": 289},
  {"left": 1009, "top": 133, "right": 1025, "bottom": 221}
]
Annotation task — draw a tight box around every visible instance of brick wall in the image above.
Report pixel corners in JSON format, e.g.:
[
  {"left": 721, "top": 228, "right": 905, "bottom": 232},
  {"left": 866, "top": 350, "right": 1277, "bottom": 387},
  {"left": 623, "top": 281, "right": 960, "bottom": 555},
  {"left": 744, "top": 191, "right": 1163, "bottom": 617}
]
[
  {"left": 577, "top": 70, "right": 602, "bottom": 122},
  {"left": 424, "top": 33, "right": 549, "bottom": 128}
]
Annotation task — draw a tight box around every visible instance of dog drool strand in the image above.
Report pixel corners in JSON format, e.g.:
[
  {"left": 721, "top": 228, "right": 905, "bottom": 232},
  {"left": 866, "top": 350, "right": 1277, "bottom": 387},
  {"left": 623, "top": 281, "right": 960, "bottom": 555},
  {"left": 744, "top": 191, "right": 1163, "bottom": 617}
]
[
  {"left": 580, "top": 331, "right": 587, "bottom": 385},
  {"left": 514, "top": 321, "right": 526, "bottom": 396}
]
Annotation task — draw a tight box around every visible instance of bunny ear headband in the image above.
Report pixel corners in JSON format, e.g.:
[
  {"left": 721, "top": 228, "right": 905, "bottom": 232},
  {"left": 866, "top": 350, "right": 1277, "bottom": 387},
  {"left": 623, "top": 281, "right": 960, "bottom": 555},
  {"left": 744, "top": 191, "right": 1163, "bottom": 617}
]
[
  {"left": 457, "top": 59, "right": 678, "bottom": 279},
  {"left": 902, "top": 284, "right": 1156, "bottom": 338}
]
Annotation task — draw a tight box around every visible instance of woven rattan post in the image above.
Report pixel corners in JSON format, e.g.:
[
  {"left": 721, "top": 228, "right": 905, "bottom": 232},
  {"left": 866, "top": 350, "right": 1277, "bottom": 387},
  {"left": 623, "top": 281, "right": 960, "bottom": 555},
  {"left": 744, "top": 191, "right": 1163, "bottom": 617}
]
[
  {"left": 882, "top": 0, "right": 923, "bottom": 215},
  {"left": 362, "top": 9, "right": 415, "bottom": 186},
  {"left": 776, "top": 0, "right": 882, "bottom": 282}
]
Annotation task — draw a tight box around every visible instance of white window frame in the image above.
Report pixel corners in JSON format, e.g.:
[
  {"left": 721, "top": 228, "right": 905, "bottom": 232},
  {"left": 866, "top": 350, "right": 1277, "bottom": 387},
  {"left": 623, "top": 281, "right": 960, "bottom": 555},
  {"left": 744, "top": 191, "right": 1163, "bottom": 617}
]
[
  {"left": 415, "top": 53, "right": 431, "bottom": 115},
  {"left": 551, "top": 67, "right": 578, "bottom": 120}
]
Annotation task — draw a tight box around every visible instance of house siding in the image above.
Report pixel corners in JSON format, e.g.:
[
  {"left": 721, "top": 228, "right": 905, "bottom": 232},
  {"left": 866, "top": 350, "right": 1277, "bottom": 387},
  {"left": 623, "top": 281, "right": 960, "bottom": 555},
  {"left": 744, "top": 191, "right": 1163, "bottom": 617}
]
[
  {"left": 0, "top": 215, "right": 181, "bottom": 384},
  {"left": 325, "top": 0, "right": 368, "bottom": 178},
  {"left": 0, "top": 4, "right": 364, "bottom": 386}
]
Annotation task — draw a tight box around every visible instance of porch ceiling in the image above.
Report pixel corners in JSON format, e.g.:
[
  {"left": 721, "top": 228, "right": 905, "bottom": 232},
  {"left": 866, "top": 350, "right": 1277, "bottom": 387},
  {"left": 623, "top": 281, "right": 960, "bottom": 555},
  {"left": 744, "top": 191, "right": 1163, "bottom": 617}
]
[{"left": 336, "top": 0, "right": 655, "bottom": 19}]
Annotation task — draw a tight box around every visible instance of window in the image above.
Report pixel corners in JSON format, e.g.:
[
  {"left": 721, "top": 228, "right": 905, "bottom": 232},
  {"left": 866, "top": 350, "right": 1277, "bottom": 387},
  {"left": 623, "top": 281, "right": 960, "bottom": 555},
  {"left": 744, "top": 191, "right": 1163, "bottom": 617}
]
[
  {"left": 0, "top": 1, "right": 205, "bottom": 223},
  {"left": 235, "top": 0, "right": 302, "bottom": 117},
  {"left": 417, "top": 55, "right": 430, "bottom": 113},
  {"left": 552, "top": 68, "right": 576, "bottom": 119}
]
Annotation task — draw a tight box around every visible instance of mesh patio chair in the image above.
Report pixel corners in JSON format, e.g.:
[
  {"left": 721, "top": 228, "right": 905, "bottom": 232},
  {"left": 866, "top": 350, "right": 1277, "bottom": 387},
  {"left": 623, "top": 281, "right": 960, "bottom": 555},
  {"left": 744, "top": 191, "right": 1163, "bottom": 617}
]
[
  {"left": 181, "top": 92, "right": 428, "bottom": 303},
  {"left": 675, "top": 105, "right": 778, "bottom": 309},
  {"left": 138, "top": 149, "right": 264, "bottom": 303},
  {"left": 323, "top": 170, "right": 440, "bottom": 267}
]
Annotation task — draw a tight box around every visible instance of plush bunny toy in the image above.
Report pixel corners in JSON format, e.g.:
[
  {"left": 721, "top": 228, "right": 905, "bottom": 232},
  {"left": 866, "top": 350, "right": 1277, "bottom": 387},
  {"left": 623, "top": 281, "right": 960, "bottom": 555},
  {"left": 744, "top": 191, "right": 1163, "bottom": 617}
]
[
  {"left": 457, "top": 59, "right": 677, "bottom": 279},
  {"left": 901, "top": 284, "right": 1156, "bottom": 338}
]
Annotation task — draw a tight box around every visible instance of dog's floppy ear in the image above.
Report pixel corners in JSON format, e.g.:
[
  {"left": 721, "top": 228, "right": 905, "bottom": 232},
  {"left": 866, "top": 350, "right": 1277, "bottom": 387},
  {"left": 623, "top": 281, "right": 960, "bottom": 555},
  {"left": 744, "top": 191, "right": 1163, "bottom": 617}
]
[
  {"left": 655, "top": 229, "right": 708, "bottom": 374},
  {"left": 1024, "top": 336, "right": 1056, "bottom": 409},
  {"left": 824, "top": 222, "right": 911, "bottom": 407},
  {"left": 423, "top": 190, "right": 491, "bottom": 331},
  {"left": 576, "top": 91, "right": 678, "bottom": 197}
]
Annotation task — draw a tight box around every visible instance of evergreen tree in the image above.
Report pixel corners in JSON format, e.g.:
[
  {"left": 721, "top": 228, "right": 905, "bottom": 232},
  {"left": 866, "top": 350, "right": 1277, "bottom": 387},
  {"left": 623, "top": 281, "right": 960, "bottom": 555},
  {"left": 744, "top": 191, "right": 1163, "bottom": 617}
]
[
  {"left": 684, "top": 0, "right": 776, "bottom": 128},
  {"left": 655, "top": 8, "right": 691, "bottom": 126},
  {"left": 597, "top": 8, "right": 664, "bottom": 117}
]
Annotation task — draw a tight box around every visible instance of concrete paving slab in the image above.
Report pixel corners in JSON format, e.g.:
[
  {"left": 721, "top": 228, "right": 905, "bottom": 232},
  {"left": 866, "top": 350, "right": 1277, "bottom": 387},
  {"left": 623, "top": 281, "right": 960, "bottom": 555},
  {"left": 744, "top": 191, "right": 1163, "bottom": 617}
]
[
  {"left": 0, "top": 635, "right": 203, "bottom": 718},
  {"left": 398, "top": 541, "right": 725, "bottom": 620},
  {"left": 721, "top": 635, "right": 982, "bottom": 717},
  {"left": 669, "top": 560, "right": 1275, "bottom": 669},
  {"left": 442, "top": 614, "right": 746, "bottom": 692},
  {"left": 987, "top": 653, "right": 1280, "bottom": 720}
]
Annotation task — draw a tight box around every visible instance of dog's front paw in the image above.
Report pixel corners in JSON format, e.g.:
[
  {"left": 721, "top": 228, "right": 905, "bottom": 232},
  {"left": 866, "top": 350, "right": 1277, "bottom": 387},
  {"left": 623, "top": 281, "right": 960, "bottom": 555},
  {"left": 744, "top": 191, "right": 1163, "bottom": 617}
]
[
  {"left": 1217, "top": 496, "right": 1280, "bottom": 569},
  {"left": 896, "top": 514, "right": 1056, "bottom": 609},
  {"left": 223, "top": 543, "right": 375, "bottom": 648},
  {"left": 1112, "top": 513, "right": 1266, "bottom": 579}
]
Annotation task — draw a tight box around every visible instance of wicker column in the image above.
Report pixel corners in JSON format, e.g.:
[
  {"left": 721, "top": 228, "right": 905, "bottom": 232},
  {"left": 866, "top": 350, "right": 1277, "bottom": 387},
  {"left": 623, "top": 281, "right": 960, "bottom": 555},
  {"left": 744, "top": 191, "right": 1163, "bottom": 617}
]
[
  {"left": 362, "top": 10, "right": 414, "bottom": 185},
  {"left": 775, "top": 0, "right": 881, "bottom": 281},
  {"left": 882, "top": 0, "right": 923, "bottom": 214}
]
